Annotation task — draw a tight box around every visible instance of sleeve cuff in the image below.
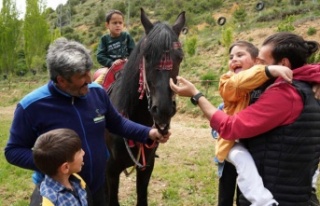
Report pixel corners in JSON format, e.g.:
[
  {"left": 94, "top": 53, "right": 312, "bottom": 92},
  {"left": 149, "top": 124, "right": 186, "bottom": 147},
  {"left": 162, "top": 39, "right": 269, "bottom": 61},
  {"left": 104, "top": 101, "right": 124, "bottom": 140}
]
[{"left": 210, "top": 110, "right": 225, "bottom": 133}]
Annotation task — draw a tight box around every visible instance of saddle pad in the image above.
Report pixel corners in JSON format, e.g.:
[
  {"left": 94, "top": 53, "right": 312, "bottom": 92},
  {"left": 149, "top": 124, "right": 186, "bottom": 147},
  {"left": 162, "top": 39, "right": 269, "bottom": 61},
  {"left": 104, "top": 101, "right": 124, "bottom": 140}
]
[{"left": 101, "top": 61, "right": 125, "bottom": 90}]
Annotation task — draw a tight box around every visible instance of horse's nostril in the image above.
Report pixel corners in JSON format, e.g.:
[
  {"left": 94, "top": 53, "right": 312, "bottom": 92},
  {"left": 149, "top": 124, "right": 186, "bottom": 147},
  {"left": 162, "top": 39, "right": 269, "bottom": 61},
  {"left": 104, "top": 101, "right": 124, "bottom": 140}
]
[{"left": 150, "top": 106, "right": 158, "bottom": 114}]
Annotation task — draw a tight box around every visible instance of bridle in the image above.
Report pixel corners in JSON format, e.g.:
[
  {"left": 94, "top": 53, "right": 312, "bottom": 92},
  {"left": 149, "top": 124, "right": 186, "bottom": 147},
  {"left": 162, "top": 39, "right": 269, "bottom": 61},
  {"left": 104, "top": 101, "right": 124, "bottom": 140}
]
[
  {"left": 138, "top": 41, "right": 181, "bottom": 107},
  {"left": 124, "top": 41, "right": 182, "bottom": 175}
]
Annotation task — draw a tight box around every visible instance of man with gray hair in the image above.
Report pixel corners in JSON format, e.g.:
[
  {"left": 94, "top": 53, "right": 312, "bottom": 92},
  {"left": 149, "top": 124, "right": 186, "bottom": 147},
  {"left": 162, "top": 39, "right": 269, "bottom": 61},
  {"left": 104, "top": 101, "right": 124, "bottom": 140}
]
[{"left": 5, "top": 38, "right": 170, "bottom": 206}]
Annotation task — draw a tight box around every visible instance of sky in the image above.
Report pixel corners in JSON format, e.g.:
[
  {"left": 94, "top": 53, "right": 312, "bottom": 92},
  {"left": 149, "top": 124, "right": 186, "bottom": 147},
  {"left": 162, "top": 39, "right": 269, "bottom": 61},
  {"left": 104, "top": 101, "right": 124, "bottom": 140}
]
[{"left": 0, "top": 0, "right": 68, "bottom": 17}]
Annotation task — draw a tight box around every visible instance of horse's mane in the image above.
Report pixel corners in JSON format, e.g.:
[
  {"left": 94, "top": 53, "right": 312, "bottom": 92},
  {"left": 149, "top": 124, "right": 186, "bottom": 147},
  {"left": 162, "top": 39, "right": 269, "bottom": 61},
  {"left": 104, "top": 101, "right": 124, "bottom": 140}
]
[{"left": 113, "top": 22, "right": 180, "bottom": 115}]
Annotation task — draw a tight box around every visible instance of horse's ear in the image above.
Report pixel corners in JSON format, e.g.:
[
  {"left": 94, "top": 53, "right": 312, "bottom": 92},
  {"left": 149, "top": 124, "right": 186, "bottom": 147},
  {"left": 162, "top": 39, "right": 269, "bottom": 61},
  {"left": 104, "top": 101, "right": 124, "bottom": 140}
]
[
  {"left": 172, "top": 11, "right": 186, "bottom": 37},
  {"left": 140, "top": 8, "right": 153, "bottom": 35}
]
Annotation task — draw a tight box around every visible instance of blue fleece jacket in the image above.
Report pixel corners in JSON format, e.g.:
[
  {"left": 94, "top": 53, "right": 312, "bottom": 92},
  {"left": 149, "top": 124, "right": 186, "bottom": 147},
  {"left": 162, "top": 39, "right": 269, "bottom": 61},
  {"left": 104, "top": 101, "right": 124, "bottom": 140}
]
[{"left": 5, "top": 81, "right": 152, "bottom": 194}]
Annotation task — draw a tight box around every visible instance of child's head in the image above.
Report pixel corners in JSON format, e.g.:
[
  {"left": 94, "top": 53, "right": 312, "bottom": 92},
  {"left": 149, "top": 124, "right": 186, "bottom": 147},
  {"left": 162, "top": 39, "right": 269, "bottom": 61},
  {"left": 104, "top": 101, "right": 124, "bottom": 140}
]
[
  {"left": 228, "top": 41, "right": 259, "bottom": 73},
  {"left": 105, "top": 10, "right": 125, "bottom": 37},
  {"left": 33, "top": 128, "right": 84, "bottom": 177}
]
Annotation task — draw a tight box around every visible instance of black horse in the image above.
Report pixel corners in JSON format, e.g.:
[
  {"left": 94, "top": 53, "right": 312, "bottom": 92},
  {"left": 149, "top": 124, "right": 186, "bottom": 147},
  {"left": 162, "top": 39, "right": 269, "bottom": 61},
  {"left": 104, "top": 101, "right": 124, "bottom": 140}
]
[{"left": 105, "top": 8, "right": 186, "bottom": 206}]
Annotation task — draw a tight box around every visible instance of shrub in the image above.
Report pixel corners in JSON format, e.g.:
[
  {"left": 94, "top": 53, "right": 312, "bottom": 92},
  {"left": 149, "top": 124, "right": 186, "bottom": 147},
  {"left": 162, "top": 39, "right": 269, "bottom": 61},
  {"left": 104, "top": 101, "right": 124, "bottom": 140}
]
[
  {"left": 95, "top": 9, "right": 105, "bottom": 27},
  {"left": 307, "top": 27, "right": 317, "bottom": 36},
  {"left": 185, "top": 36, "right": 197, "bottom": 56},
  {"left": 277, "top": 15, "right": 295, "bottom": 32},
  {"left": 200, "top": 73, "right": 218, "bottom": 86},
  {"left": 233, "top": 6, "right": 247, "bottom": 23},
  {"left": 205, "top": 14, "right": 216, "bottom": 26},
  {"left": 62, "top": 26, "right": 74, "bottom": 34},
  {"left": 112, "top": 2, "right": 127, "bottom": 15},
  {"left": 83, "top": 11, "right": 90, "bottom": 17},
  {"left": 308, "top": 52, "right": 320, "bottom": 63}
]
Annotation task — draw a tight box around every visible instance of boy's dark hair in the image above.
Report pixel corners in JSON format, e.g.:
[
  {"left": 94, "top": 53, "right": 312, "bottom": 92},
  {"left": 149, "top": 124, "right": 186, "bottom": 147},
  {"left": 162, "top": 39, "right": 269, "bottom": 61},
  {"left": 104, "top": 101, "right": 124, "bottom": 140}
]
[
  {"left": 106, "top": 10, "right": 124, "bottom": 23},
  {"left": 262, "top": 32, "right": 319, "bottom": 69},
  {"left": 229, "top": 41, "right": 259, "bottom": 59},
  {"left": 33, "top": 128, "right": 82, "bottom": 176}
]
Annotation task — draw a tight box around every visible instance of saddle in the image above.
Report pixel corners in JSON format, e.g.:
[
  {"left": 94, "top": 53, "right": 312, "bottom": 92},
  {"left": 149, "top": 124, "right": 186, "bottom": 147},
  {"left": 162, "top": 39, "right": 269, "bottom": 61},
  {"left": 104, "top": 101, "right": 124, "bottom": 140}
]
[{"left": 93, "top": 61, "right": 126, "bottom": 92}]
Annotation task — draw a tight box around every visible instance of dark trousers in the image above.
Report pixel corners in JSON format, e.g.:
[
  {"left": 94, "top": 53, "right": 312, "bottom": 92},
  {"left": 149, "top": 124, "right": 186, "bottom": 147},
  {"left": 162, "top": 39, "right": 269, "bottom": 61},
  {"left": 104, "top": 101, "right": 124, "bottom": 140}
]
[
  {"left": 91, "top": 185, "right": 106, "bottom": 206},
  {"left": 218, "top": 161, "right": 240, "bottom": 206}
]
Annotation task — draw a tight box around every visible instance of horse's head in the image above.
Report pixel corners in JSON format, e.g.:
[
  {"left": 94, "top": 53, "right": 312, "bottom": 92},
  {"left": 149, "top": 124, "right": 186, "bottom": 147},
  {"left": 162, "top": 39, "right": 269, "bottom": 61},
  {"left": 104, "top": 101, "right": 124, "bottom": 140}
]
[{"left": 140, "top": 8, "right": 186, "bottom": 135}]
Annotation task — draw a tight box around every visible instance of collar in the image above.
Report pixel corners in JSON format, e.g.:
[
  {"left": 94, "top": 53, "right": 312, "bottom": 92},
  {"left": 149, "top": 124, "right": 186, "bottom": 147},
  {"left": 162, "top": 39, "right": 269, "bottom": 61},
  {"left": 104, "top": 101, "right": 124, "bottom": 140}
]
[{"left": 48, "top": 81, "right": 87, "bottom": 100}]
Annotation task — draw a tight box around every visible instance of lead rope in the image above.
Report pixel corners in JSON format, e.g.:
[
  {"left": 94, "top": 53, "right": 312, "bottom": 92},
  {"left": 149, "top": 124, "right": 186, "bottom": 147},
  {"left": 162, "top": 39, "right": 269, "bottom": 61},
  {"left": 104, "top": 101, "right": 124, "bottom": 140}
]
[{"left": 123, "top": 139, "right": 144, "bottom": 176}]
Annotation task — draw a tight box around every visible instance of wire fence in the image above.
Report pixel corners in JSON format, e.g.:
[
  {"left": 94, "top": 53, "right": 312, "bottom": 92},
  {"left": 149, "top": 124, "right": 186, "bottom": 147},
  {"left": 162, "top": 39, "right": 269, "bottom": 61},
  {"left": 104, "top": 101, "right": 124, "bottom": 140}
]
[{"left": 190, "top": 79, "right": 222, "bottom": 102}]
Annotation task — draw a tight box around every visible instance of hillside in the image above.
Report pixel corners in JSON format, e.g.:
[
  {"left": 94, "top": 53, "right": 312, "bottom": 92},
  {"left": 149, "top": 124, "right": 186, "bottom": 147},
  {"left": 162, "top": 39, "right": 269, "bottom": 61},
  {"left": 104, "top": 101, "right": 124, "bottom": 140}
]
[{"left": 50, "top": 0, "right": 320, "bottom": 72}]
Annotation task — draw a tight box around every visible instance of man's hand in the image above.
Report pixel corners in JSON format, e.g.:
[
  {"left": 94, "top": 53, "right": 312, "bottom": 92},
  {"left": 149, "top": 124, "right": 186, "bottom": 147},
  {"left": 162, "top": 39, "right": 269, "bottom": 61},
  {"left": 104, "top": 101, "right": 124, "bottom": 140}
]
[{"left": 149, "top": 128, "right": 170, "bottom": 143}]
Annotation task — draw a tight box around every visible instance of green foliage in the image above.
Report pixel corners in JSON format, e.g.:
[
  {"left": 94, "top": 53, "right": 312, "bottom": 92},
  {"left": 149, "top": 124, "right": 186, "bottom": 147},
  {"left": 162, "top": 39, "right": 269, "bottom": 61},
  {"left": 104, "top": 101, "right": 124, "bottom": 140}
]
[
  {"left": 30, "top": 55, "right": 45, "bottom": 71},
  {"left": 232, "top": 6, "right": 247, "bottom": 23},
  {"left": 56, "top": 4, "right": 71, "bottom": 27},
  {"left": 45, "top": 7, "right": 54, "bottom": 14},
  {"left": 63, "top": 33, "right": 81, "bottom": 42},
  {"left": 50, "top": 28, "right": 61, "bottom": 42},
  {"left": 129, "top": 25, "right": 143, "bottom": 42},
  {"left": 307, "top": 27, "right": 317, "bottom": 36},
  {"left": 24, "top": 0, "right": 50, "bottom": 71},
  {"left": 308, "top": 51, "right": 320, "bottom": 63},
  {"left": 94, "top": 8, "right": 105, "bottom": 27},
  {"left": 200, "top": 72, "right": 218, "bottom": 86},
  {"left": 185, "top": 36, "right": 198, "bottom": 56},
  {"left": 205, "top": 13, "right": 216, "bottom": 26},
  {"left": 15, "top": 50, "right": 28, "bottom": 73},
  {"left": 62, "top": 26, "right": 74, "bottom": 34},
  {"left": 0, "top": 0, "right": 22, "bottom": 75},
  {"left": 277, "top": 15, "right": 295, "bottom": 32},
  {"left": 290, "top": 0, "right": 304, "bottom": 5},
  {"left": 220, "top": 26, "right": 234, "bottom": 58},
  {"left": 112, "top": 1, "right": 127, "bottom": 15},
  {"left": 68, "top": 0, "right": 80, "bottom": 7}
]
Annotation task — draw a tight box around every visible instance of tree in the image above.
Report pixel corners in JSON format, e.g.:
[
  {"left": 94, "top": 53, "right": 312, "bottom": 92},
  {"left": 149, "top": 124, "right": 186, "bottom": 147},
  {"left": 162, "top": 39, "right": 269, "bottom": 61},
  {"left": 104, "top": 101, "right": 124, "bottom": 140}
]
[
  {"left": 0, "top": 0, "right": 21, "bottom": 75},
  {"left": 24, "top": 0, "right": 50, "bottom": 71}
]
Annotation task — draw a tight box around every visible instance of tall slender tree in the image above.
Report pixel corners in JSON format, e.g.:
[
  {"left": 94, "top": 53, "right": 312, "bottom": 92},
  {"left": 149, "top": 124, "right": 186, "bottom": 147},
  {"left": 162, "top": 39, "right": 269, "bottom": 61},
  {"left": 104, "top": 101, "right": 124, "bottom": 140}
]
[
  {"left": 0, "top": 0, "right": 21, "bottom": 75},
  {"left": 24, "top": 0, "right": 50, "bottom": 71}
]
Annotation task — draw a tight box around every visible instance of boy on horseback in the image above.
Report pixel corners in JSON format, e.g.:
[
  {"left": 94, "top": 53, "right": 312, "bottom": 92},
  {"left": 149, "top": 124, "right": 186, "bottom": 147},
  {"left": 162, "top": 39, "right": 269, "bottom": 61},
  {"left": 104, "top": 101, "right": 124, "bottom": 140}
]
[{"left": 95, "top": 10, "right": 135, "bottom": 84}]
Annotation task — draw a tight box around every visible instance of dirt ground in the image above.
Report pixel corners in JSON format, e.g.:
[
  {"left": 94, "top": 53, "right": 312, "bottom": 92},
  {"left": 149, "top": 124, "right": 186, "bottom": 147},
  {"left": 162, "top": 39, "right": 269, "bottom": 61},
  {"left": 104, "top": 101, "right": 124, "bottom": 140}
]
[{"left": 117, "top": 112, "right": 213, "bottom": 203}]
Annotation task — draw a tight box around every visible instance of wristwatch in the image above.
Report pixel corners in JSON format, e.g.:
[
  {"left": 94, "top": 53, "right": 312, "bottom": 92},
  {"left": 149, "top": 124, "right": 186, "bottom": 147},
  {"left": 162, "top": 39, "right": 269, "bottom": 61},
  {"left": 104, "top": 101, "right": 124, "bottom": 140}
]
[{"left": 190, "top": 92, "right": 204, "bottom": 105}]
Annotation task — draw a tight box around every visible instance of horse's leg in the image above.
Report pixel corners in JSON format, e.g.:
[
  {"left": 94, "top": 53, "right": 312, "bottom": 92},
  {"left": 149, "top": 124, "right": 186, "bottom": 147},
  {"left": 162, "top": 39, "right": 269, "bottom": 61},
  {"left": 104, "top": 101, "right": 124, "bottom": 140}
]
[
  {"left": 136, "top": 151, "right": 156, "bottom": 206},
  {"left": 106, "top": 158, "right": 122, "bottom": 206}
]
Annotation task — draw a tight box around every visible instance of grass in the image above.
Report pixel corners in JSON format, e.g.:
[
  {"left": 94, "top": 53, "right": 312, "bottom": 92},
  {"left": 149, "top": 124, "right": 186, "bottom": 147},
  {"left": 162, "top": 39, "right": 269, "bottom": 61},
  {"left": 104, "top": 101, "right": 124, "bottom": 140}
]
[
  {"left": 0, "top": 72, "right": 220, "bottom": 205},
  {"left": 0, "top": 105, "right": 34, "bottom": 205},
  {"left": 0, "top": 72, "right": 319, "bottom": 205}
]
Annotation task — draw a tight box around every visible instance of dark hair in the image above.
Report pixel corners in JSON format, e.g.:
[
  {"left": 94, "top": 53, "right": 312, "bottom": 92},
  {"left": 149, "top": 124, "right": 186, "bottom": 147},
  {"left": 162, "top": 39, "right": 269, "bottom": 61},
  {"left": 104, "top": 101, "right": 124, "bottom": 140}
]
[
  {"left": 262, "top": 32, "right": 319, "bottom": 69},
  {"left": 229, "top": 41, "right": 259, "bottom": 59},
  {"left": 106, "top": 10, "right": 124, "bottom": 23},
  {"left": 33, "top": 128, "right": 82, "bottom": 176}
]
